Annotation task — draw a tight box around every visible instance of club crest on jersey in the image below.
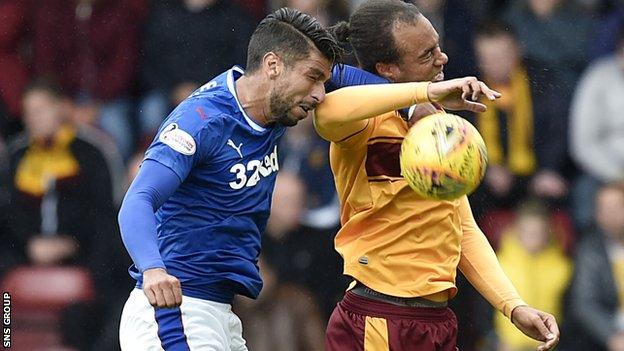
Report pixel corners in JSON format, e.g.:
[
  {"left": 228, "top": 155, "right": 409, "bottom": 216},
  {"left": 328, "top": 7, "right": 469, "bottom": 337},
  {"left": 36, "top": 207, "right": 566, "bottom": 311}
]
[{"left": 159, "top": 123, "right": 196, "bottom": 156}]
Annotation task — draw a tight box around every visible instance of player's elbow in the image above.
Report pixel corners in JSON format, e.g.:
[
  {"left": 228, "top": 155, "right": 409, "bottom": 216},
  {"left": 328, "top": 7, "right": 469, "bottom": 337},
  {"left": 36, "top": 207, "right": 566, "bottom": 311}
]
[
  {"left": 117, "top": 191, "right": 142, "bottom": 234},
  {"left": 312, "top": 111, "right": 338, "bottom": 142},
  {"left": 313, "top": 120, "right": 347, "bottom": 143},
  {"left": 316, "top": 119, "right": 371, "bottom": 145}
]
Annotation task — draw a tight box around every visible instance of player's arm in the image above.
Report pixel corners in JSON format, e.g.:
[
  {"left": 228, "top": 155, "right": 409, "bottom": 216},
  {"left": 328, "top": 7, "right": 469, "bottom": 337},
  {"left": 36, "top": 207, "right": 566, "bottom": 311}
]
[
  {"left": 314, "top": 77, "right": 500, "bottom": 143},
  {"left": 120, "top": 105, "right": 221, "bottom": 308},
  {"left": 327, "top": 64, "right": 418, "bottom": 121},
  {"left": 325, "top": 64, "right": 389, "bottom": 92},
  {"left": 118, "top": 159, "right": 183, "bottom": 308},
  {"left": 457, "top": 196, "right": 525, "bottom": 316},
  {"left": 458, "top": 197, "right": 560, "bottom": 350}
]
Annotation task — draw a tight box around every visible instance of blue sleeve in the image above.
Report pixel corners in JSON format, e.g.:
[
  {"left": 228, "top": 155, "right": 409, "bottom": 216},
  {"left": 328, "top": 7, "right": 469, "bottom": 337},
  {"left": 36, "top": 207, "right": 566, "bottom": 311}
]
[
  {"left": 326, "top": 64, "right": 389, "bottom": 93},
  {"left": 118, "top": 159, "right": 181, "bottom": 272}
]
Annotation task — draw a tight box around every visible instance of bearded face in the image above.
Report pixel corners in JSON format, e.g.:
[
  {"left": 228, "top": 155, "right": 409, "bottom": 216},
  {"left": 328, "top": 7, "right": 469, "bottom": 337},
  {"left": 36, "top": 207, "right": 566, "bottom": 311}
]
[{"left": 268, "top": 85, "right": 302, "bottom": 127}]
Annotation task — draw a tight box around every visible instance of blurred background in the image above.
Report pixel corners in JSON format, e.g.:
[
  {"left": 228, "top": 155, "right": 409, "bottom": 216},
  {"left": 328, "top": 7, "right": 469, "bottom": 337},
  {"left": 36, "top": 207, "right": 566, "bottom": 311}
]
[{"left": 1, "top": 0, "right": 624, "bottom": 350}]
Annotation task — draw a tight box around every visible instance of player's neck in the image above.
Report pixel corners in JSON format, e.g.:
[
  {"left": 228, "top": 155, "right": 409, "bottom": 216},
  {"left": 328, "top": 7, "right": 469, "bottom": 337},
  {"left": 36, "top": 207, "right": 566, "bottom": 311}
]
[{"left": 235, "top": 74, "right": 271, "bottom": 127}]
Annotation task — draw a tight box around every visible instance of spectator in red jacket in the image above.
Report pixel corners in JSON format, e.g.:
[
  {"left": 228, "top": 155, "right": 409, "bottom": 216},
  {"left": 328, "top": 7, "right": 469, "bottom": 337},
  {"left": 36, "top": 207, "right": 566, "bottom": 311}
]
[
  {"left": 33, "top": 0, "right": 140, "bottom": 159},
  {"left": 0, "top": 0, "right": 33, "bottom": 136}
]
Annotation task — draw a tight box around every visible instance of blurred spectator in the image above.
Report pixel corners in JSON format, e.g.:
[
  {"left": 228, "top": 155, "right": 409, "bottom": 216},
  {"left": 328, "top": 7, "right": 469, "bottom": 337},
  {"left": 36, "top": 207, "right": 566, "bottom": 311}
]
[
  {"left": 235, "top": 256, "right": 326, "bottom": 351},
  {"left": 570, "top": 24, "right": 624, "bottom": 231},
  {"left": 6, "top": 78, "right": 129, "bottom": 349},
  {"left": 494, "top": 200, "right": 572, "bottom": 351},
  {"left": 565, "top": 182, "right": 624, "bottom": 351},
  {"left": 125, "top": 149, "right": 146, "bottom": 188},
  {"left": 138, "top": 0, "right": 254, "bottom": 144},
  {"left": 504, "top": 0, "right": 593, "bottom": 196},
  {"left": 0, "top": 0, "right": 33, "bottom": 137},
  {"left": 280, "top": 117, "right": 341, "bottom": 230},
  {"left": 474, "top": 21, "right": 532, "bottom": 209},
  {"left": 273, "top": 0, "right": 350, "bottom": 26},
  {"left": 587, "top": 1, "right": 624, "bottom": 60},
  {"left": 33, "top": 0, "right": 140, "bottom": 159},
  {"left": 68, "top": 112, "right": 127, "bottom": 206},
  {"left": 470, "top": 0, "right": 512, "bottom": 23},
  {"left": 263, "top": 171, "right": 346, "bottom": 318},
  {"left": 410, "top": 0, "right": 478, "bottom": 79},
  {"left": 0, "top": 133, "right": 15, "bottom": 278},
  {"left": 127, "top": 0, "right": 151, "bottom": 22},
  {"left": 234, "top": 0, "right": 268, "bottom": 21},
  {"left": 472, "top": 21, "right": 568, "bottom": 217},
  {"left": 264, "top": 172, "right": 306, "bottom": 242},
  {"left": 505, "top": 0, "right": 593, "bottom": 88}
]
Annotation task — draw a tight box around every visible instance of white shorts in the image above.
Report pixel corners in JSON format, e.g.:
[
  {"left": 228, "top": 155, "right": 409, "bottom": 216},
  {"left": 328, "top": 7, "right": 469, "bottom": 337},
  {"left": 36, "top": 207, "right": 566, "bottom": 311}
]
[{"left": 119, "top": 289, "right": 248, "bottom": 351}]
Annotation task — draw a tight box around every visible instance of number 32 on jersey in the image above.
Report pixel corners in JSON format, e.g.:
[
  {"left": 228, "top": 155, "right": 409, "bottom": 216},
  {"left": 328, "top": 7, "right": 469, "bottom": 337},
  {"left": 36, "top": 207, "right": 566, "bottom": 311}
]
[{"left": 229, "top": 145, "right": 279, "bottom": 189}]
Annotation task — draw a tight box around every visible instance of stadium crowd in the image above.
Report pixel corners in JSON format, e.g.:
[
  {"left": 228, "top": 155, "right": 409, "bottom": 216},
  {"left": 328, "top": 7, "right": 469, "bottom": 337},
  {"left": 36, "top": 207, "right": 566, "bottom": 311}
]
[{"left": 0, "top": 0, "right": 623, "bottom": 350}]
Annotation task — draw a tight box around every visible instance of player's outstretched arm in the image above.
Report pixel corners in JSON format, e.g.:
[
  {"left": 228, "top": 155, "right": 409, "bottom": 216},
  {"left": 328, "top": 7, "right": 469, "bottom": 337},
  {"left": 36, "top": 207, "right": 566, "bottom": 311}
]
[
  {"left": 314, "top": 76, "right": 500, "bottom": 142},
  {"left": 456, "top": 197, "right": 559, "bottom": 350},
  {"left": 118, "top": 159, "right": 183, "bottom": 308}
]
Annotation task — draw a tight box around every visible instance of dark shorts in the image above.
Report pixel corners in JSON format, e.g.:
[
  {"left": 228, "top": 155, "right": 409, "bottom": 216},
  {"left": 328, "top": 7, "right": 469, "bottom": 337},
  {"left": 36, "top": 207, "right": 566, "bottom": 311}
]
[{"left": 326, "top": 291, "right": 459, "bottom": 351}]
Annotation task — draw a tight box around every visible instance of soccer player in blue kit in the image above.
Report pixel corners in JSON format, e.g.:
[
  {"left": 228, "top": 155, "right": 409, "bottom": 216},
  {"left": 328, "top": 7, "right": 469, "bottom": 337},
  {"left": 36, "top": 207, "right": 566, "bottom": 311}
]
[
  {"left": 117, "top": 8, "right": 343, "bottom": 350},
  {"left": 117, "top": 6, "right": 503, "bottom": 350}
]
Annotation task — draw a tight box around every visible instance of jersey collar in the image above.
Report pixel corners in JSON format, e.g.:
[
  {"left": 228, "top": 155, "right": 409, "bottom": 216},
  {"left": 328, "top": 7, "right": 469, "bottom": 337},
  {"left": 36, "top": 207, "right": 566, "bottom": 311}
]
[{"left": 226, "top": 66, "right": 266, "bottom": 132}]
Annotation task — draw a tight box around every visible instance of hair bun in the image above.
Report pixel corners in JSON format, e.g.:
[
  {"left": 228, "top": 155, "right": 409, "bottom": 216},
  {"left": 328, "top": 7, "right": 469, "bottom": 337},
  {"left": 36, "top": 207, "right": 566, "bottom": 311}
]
[{"left": 329, "top": 21, "right": 351, "bottom": 43}]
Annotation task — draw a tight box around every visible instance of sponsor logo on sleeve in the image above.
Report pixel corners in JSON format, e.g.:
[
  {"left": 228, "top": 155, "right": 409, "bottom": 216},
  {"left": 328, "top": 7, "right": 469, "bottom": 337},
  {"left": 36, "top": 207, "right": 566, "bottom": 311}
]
[{"left": 159, "top": 123, "right": 196, "bottom": 156}]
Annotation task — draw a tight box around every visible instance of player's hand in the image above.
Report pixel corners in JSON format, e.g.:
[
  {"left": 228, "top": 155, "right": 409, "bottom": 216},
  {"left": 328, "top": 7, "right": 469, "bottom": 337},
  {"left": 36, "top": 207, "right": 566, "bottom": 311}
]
[
  {"left": 511, "top": 306, "right": 560, "bottom": 351},
  {"left": 426, "top": 76, "right": 501, "bottom": 113},
  {"left": 142, "top": 268, "right": 183, "bottom": 308}
]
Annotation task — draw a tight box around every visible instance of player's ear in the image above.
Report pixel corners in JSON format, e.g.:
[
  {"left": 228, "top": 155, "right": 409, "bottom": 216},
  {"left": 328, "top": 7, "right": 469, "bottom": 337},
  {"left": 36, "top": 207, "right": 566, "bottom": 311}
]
[
  {"left": 375, "top": 61, "right": 398, "bottom": 82},
  {"left": 263, "top": 52, "right": 284, "bottom": 79}
]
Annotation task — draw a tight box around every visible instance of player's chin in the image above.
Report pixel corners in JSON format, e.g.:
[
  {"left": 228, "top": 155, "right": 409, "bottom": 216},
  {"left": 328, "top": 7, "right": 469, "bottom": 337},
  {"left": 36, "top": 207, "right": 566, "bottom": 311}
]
[
  {"left": 283, "top": 108, "right": 308, "bottom": 126},
  {"left": 277, "top": 114, "right": 300, "bottom": 127}
]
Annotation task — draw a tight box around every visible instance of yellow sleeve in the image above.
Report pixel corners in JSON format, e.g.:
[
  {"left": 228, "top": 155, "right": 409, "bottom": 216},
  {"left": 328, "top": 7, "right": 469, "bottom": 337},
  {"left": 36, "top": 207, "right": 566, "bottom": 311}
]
[
  {"left": 457, "top": 196, "right": 526, "bottom": 319},
  {"left": 314, "top": 82, "right": 430, "bottom": 142}
]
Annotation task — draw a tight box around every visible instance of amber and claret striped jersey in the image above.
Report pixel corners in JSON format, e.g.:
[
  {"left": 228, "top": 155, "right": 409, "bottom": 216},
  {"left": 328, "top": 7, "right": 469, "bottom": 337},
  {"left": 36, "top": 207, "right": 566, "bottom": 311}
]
[{"left": 316, "top": 90, "right": 525, "bottom": 318}]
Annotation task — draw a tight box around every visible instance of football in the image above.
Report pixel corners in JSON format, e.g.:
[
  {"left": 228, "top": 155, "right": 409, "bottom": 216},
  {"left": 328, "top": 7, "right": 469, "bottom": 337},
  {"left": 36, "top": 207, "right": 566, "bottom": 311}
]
[{"left": 400, "top": 113, "right": 488, "bottom": 200}]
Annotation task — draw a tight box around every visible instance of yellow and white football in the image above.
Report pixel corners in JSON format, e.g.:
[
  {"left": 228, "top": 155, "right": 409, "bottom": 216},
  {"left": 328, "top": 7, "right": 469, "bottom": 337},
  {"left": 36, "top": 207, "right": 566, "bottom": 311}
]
[{"left": 400, "top": 113, "right": 488, "bottom": 200}]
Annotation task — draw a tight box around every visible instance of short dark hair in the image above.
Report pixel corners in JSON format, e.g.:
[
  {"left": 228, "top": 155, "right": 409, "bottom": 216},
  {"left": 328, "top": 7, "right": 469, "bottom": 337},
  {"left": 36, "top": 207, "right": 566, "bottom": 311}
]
[
  {"left": 246, "top": 8, "right": 343, "bottom": 72},
  {"left": 23, "top": 77, "right": 65, "bottom": 99},
  {"left": 330, "top": 0, "right": 421, "bottom": 74}
]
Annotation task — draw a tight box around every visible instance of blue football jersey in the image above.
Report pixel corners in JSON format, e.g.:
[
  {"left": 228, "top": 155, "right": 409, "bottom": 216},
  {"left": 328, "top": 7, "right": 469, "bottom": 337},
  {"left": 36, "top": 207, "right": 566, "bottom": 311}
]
[{"left": 130, "top": 66, "right": 285, "bottom": 302}]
